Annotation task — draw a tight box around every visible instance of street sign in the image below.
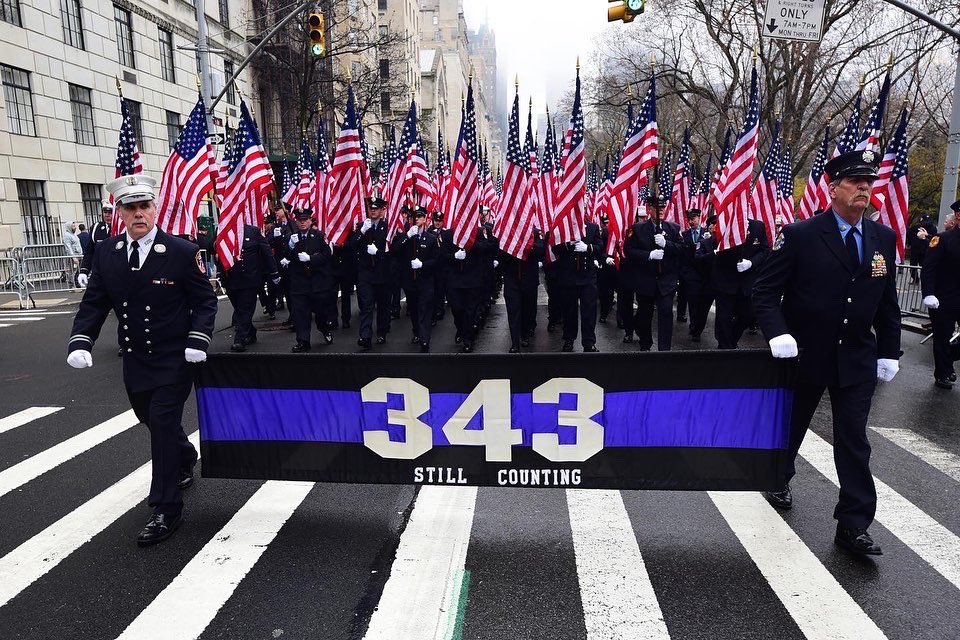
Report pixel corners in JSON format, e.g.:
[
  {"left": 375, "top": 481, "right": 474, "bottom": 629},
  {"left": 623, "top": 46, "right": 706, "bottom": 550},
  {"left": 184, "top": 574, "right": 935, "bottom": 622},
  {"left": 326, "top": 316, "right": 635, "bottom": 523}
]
[
  {"left": 210, "top": 132, "right": 227, "bottom": 145},
  {"left": 213, "top": 116, "right": 223, "bottom": 127},
  {"left": 763, "top": 0, "right": 825, "bottom": 43}
]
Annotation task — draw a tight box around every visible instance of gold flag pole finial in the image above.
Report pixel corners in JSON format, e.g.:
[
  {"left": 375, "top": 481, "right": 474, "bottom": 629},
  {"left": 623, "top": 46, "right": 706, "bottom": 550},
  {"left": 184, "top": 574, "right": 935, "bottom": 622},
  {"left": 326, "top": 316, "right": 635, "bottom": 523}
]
[
  {"left": 752, "top": 45, "right": 759, "bottom": 62},
  {"left": 859, "top": 74, "right": 866, "bottom": 90},
  {"left": 346, "top": 63, "right": 352, "bottom": 83},
  {"left": 515, "top": 75, "right": 519, "bottom": 92},
  {"left": 115, "top": 76, "right": 122, "bottom": 95},
  {"left": 649, "top": 53, "right": 656, "bottom": 72},
  {"left": 195, "top": 75, "right": 202, "bottom": 92},
  {"left": 576, "top": 56, "right": 581, "bottom": 75},
  {"left": 886, "top": 51, "right": 894, "bottom": 70}
]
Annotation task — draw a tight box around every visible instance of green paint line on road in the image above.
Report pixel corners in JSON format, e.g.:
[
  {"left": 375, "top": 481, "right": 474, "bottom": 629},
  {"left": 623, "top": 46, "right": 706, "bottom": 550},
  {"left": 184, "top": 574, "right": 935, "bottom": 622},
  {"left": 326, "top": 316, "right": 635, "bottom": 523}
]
[{"left": 449, "top": 569, "right": 472, "bottom": 640}]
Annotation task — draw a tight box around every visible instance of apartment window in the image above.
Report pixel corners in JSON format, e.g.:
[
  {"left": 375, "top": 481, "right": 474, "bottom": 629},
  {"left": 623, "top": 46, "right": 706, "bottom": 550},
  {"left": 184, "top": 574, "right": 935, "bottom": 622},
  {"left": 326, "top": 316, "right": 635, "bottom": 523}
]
[
  {"left": 380, "top": 91, "right": 391, "bottom": 116},
  {"left": 378, "top": 25, "right": 387, "bottom": 37},
  {"left": 126, "top": 99, "right": 143, "bottom": 149},
  {"left": 433, "top": 15, "right": 438, "bottom": 25},
  {"left": 379, "top": 59, "right": 389, "bottom": 80},
  {"left": 0, "top": 0, "right": 20, "bottom": 27},
  {"left": 218, "top": 0, "right": 229, "bottom": 27},
  {"left": 80, "top": 183, "right": 102, "bottom": 230},
  {"left": 223, "top": 60, "right": 236, "bottom": 106},
  {"left": 1, "top": 65, "right": 35, "bottom": 136},
  {"left": 17, "top": 180, "right": 51, "bottom": 245},
  {"left": 159, "top": 27, "right": 175, "bottom": 83},
  {"left": 61, "top": 0, "right": 85, "bottom": 49},
  {"left": 351, "top": 61, "right": 361, "bottom": 80},
  {"left": 69, "top": 84, "right": 95, "bottom": 145},
  {"left": 378, "top": 0, "right": 387, "bottom": 10},
  {"left": 114, "top": 5, "right": 135, "bottom": 68},
  {"left": 166, "top": 110, "right": 180, "bottom": 150}
]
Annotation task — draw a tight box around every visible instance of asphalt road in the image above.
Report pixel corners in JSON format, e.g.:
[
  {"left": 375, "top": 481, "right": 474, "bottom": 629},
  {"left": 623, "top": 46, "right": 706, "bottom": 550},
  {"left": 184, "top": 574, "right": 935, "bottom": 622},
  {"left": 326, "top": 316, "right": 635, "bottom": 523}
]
[{"left": 0, "top": 292, "right": 958, "bottom": 640}]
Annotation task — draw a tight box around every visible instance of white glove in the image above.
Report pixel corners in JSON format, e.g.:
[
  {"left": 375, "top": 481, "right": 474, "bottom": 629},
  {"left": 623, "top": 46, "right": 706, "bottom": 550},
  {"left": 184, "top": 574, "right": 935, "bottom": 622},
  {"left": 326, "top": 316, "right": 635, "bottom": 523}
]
[
  {"left": 649, "top": 249, "right": 665, "bottom": 261},
  {"left": 769, "top": 334, "right": 798, "bottom": 359},
  {"left": 538, "top": 262, "right": 543, "bottom": 268},
  {"left": 185, "top": 348, "right": 207, "bottom": 363},
  {"left": 877, "top": 358, "right": 899, "bottom": 382},
  {"left": 654, "top": 233, "right": 666, "bottom": 248},
  {"left": 593, "top": 260, "right": 600, "bottom": 268},
  {"left": 67, "top": 349, "right": 93, "bottom": 369},
  {"left": 923, "top": 295, "right": 940, "bottom": 310},
  {"left": 361, "top": 218, "right": 374, "bottom": 233},
  {"left": 288, "top": 235, "right": 298, "bottom": 249},
  {"left": 455, "top": 249, "right": 467, "bottom": 260},
  {"left": 407, "top": 226, "right": 419, "bottom": 238},
  {"left": 280, "top": 258, "right": 291, "bottom": 268},
  {"left": 493, "top": 260, "right": 499, "bottom": 268},
  {"left": 77, "top": 273, "right": 88, "bottom": 287},
  {"left": 605, "top": 256, "right": 615, "bottom": 266},
  {"left": 411, "top": 258, "right": 423, "bottom": 270},
  {"left": 367, "top": 244, "right": 379, "bottom": 256},
  {"left": 736, "top": 259, "right": 753, "bottom": 273},
  {"left": 298, "top": 251, "right": 310, "bottom": 263},
  {"left": 574, "top": 240, "right": 588, "bottom": 253},
  {"left": 917, "top": 228, "right": 929, "bottom": 240},
  {"left": 273, "top": 227, "right": 282, "bottom": 237}
]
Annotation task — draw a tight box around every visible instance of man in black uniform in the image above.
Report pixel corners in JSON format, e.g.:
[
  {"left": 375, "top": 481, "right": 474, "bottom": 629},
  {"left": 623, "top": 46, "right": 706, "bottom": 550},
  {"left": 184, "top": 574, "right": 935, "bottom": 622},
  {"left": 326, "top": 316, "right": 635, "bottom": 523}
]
[
  {"left": 285, "top": 209, "right": 333, "bottom": 351},
  {"left": 329, "top": 222, "right": 359, "bottom": 329},
  {"left": 66, "top": 174, "right": 217, "bottom": 546},
  {"left": 393, "top": 207, "right": 441, "bottom": 352},
  {"left": 223, "top": 224, "right": 279, "bottom": 352},
  {"left": 431, "top": 211, "right": 449, "bottom": 325},
  {"left": 907, "top": 213, "right": 939, "bottom": 282},
  {"left": 622, "top": 191, "right": 682, "bottom": 351},
  {"left": 268, "top": 204, "right": 292, "bottom": 315},
  {"left": 679, "top": 210, "right": 713, "bottom": 342},
  {"left": 356, "top": 197, "right": 393, "bottom": 350},
  {"left": 445, "top": 222, "right": 498, "bottom": 352},
  {"left": 77, "top": 200, "right": 115, "bottom": 287},
  {"left": 753, "top": 150, "right": 901, "bottom": 556},
  {"left": 921, "top": 202, "right": 960, "bottom": 389},
  {"left": 697, "top": 217, "right": 769, "bottom": 349},
  {"left": 597, "top": 214, "right": 617, "bottom": 323},
  {"left": 553, "top": 221, "right": 604, "bottom": 353},
  {"left": 501, "top": 228, "right": 546, "bottom": 352}
]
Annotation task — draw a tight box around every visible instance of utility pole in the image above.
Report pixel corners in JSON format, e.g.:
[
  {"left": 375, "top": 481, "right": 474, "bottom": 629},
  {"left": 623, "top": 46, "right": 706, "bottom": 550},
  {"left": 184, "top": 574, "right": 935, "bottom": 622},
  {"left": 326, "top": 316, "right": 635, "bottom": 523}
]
[{"left": 181, "top": 0, "right": 223, "bottom": 134}]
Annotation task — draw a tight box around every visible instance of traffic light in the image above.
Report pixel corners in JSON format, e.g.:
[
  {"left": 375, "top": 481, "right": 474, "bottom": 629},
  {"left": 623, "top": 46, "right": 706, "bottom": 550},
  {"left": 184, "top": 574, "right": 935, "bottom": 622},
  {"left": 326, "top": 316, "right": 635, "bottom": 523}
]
[
  {"left": 308, "top": 12, "right": 325, "bottom": 56},
  {"left": 608, "top": 0, "right": 645, "bottom": 23}
]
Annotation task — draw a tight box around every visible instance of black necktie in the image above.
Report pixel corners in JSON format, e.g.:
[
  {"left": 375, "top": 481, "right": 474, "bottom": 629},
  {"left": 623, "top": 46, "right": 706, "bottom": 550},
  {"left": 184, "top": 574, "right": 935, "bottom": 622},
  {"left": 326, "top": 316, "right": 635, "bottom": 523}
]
[
  {"left": 692, "top": 229, "right": 699, "bottom": 243},
  {"left": 845, "top": 229, "right": 860, "bottom": 267},
  {"left": 129, "top": 240, "right": 140, "bottom": 270}
]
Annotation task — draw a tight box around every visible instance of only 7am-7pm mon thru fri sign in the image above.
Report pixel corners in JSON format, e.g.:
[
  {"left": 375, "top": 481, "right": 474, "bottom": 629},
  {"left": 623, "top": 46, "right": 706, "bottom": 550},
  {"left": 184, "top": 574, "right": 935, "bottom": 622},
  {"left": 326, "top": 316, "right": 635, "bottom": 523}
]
[{"left": 763, "top": 0, "right": 825, "bottom": 43}]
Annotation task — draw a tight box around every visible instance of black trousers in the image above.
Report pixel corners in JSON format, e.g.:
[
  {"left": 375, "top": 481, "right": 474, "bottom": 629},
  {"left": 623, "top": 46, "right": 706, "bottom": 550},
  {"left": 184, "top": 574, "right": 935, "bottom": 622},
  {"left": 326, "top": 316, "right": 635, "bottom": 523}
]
[
  {"left": 930, "top": 307, "right": 960, "bottom": 380},
  {"left": 561, "top": 283, "right": 598, "bottom": 347},
  {"left": 634, "top": 290, "right": 675, "bottom": 351},
  {"left": 714, "top": 291, "right": 754, "bottom": 349},
  {"left": 676, "top": 279, "right": 689, "bottom": 319},
  {"left": 407, "top": 279, "right": 435, "bottom": 345},
  {"left": 126, "top": 379, "right": 196, "bottom": 516},
  {"left": 598, "top": 271, "right": 617, "bottom": 320},
  {"left": 787, "top": 380, "right": 878, "bottom": 529},
  {"left": 324, "top": 279, "right": 355, "bottom": 328},
  {"left": 433, "top": 271, "right": 448, "bottom": 320},
  {"left": 688, "top": 291, "right": 714, "bottom": 338},
  {"left": 357, "top": 279, "right": 392, "bottom": 340},
  {"left": 227, "top": 287, "right": 258, "bottom": 345},
  {"left": 448, "top": 286, "right": 482, "bottom": 345},
  {"left": 616, "top": 284, "right": 633, "bottom": 329},
  {"left": 290, "top": 291, "right": 328, "bottom": 345},
  {"left": 503, "top": 281, "right": 538, "bottom": 348},
  {"left": 545, "top": 276, "right": 563, "bottom": 326},
  {"left": 258, "top": 279, "right": 278, "bottom": 315}
]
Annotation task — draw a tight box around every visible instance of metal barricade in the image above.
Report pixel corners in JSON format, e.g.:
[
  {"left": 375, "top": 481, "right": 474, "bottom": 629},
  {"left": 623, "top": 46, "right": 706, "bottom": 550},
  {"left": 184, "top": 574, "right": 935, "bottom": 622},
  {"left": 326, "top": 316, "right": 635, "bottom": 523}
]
[
  {"left": 895, "top": 264, "right": 927, "bottom": 319},
  {"left": 19, "top": 254, "right": 84, "bottom": 304},
  {"left": 0, "top": 256, "right": 24, "bottom": 307},
  {"left": 20, "top": 244, "right": 75, "bottom": 260}
]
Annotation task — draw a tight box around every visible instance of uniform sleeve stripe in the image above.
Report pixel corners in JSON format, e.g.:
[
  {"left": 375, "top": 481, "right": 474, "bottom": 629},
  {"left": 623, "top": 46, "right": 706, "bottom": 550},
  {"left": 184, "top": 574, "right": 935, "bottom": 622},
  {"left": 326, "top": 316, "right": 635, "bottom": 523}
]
[
  {"left": 188, "top": 332, "right": 211, "bottom": 344},
  {"left": 69, "top": 335, "right": 93, "bottom": 344}
]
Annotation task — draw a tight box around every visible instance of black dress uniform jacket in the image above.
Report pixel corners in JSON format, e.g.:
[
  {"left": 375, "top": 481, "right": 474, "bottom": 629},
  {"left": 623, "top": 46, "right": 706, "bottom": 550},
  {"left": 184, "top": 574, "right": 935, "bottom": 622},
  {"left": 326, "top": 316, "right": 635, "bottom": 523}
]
[
  {"left": 552, "top": 223, "right": 604, "bottom": 286},
  {"left": 922, "top": 227, "right": 960, "bottom": 307},
  {"left": 79, "top": 220, "right": 114, "bottom": 275},
  {"left": 286, "top": 228, "right": 333, "bottom": 294},
  {"left": 357, "top": 219, "right": 393, "bottom": 284},
  {"left": 446, "top": 227, "right": 498, "bottom": 289},
  {"left": 622, "top": 219, "right": 682, "bottom": 296},
  {"left": 697, "top": 219, "right": 769, "bottom": 296},
  {"left": 680, "top": 227, "right": 711, "bottom": 293},
  {"left": 752, "top": 210, "right": 901, "bottom": 386},
  {"left": 222, "top": 225, "right": 278, "bottom": 290},
  {"left": 68, "top": 229, "right": 217, "bottom": 392},
  {"left": 393, "top": 227, "right": 441, "bottom": 285},
  {"left": 500, "top": 232, "right": 546, "bottom": 290}
]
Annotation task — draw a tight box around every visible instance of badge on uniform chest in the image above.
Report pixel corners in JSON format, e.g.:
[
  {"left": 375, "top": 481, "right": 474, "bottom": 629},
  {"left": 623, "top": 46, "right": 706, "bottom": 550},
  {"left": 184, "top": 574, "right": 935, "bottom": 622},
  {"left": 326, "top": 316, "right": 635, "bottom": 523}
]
[
  {"left": 152, "top": 278, "right": 176, "bottom": 285},
  {"left": 870, "top": 251, "right": 887, "bottom": 278}
]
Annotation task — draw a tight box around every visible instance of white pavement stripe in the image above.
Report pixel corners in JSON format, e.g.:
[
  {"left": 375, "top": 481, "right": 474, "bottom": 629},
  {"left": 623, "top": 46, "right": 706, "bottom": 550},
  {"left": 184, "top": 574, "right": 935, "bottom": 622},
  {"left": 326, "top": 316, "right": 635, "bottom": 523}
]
[
  {"left": 0, "top": 317, "right": 44, "bottom": 321},
  {"left": 567, "top": 489, "right": 669, "bottom": 640},
  {"left": 0, "top": 324, "right": 10, "bottom": 328},
  {"left": 115, "top": 480, "right": 313, "bottom": 640},
  {"left": 800, "top": 431, "right": 960, "bottom": 590},
  {"left": 709, "top": 491, "right": 887, "bottom": 640},
  {"left": 0, "top": 310, "right": 74, "bottom": 316},
  {"left": 0, "top": 431, "right": 200, "bottom": 609},
  {"left": 871, "top": 427, "right": 960, "bottom": 484},
  {"left": 0, "top": 409, "right": 139, "bottom": 497},
  {"left": 363, "top": 486, "right": 477, "bottom": 640},
  {"left": 0, "top": 406, "right": 63, "bottom": 435}
]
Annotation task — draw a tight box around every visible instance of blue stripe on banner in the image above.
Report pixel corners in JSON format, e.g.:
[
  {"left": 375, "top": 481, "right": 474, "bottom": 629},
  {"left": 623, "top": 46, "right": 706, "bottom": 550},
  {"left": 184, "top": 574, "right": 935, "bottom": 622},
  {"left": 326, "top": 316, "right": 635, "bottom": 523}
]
[{"left": 198, "top": 387, "right": 790, "bottom": 450}]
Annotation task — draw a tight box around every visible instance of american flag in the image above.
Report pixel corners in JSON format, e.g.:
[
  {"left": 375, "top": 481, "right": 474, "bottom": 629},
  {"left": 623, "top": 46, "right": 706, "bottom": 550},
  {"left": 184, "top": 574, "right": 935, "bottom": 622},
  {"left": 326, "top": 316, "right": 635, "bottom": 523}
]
[
  {"left": 280, "top": 161, "right": 292, "bottom": 202},
  {"left": 482, "top": 146, "right": 498, "bottom": 210},
  {"left": 449, "top": 84, "right": 481, "bottom": 249},
  {"left": 797, "top": 125, "right": 830, "bottom": 221},
  {"left": 215, "top": 123, "right": 233, "bottom": 193},
  {"left": 535, "top": 113, "right": 557, "bottom": 234},
  {"left": 384, "top": 100, "right": 420, "bottom": 242},
  {"left": 110, "top": 95, "right": 144, "bottom": 235},
  {"left": 856, "top": 71, "right": 891, "bottom": 153},
  {"left": 215, "top": 101, "right": 273, "bottom": 269},
  {"left": 551, "top": 68, "right": 586, "bottom": 243},
  {"left": 666, "top": 127, "right": 691, "bottom": 226},
  {"left": 708, "top": 127, "right": 733, "bottom": 217},
  {"left": 494, "top": 89, "right": 533, "bottom": 259},
  {"left": 833, "top": 91, "right": 863, "bottom": 158},
  {"left": 155, "top": 95, "right": 216, "bottom": 238},
  {"left": 714, "top": 65, "right": 761, "bottom": 251},
  {"left": 593, "top": 157, "right": 613, "bottom": 228},
  {"left": 750, "top": 121, "right": 782, "bottom": 245},
  {"left": 313, "top": 118, "right": 331, "bottom": 230},
  {"left": 358, "top": 117, "right": 373, "bottom": 197},
  {"left": 777, "top": 142, "right": 795, "bottom": 225},
  {"left": 695, "top": 154, "right": 712, "bottom": 215},
  {"left": 408, "top": 124, "right": 436, "bottom": 213},
  {"left": 657, "top": 148, "right": 672, "bottom": 205},
  {"left": 496, "top": 164, "right": 503, "bottom": 195},
  {"left": 433, "top": 128, "right": 448, "bottom": 219},
  {"left": 607, "top": 73, "right": 658, "bottom": 256},
  {"left": 873, "top": 107, "right": 911, "bottom": 261},
  {"left": 326, "top": 87, "right": 367, "bottom": 245},
  {"left": 283, "top": 138, "right": 313, "bottom": 209},
  {"left": 377, "top": 127, "right": 396, "bottom": 197},
  {"left": 586, "top": 158, "right": 599, "bottom": 224}
]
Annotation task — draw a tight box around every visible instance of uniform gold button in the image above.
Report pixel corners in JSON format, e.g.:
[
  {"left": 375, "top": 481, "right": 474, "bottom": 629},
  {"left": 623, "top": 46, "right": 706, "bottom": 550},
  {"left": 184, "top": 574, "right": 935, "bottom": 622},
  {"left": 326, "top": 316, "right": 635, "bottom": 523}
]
[
  {"left": 125, "top": 337, "right": 130, "bottom": 342},
  {"left": 123, "top": 325, "right": 128, "bottom": 330},
  {"left": 122, "top": 314, "right": 128, "bottom": 318},
  {"left": 847, "top": 298, "right": 852, "bottom": 303},
  {"left": 122, "top": 302, "right": 128, "bottom": 307},
  {"left": 145, "top": 306, "right": 151, "bottom": 311},
  {"left": 127, "top": 348, "right": 132, "bottom": 353}
]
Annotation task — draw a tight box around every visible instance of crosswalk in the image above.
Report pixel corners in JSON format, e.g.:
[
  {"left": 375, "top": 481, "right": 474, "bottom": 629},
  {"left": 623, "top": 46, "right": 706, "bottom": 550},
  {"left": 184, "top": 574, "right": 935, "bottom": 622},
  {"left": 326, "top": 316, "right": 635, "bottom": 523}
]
[
  {"left": 0, "top": 309, "right": 75, "bottom": 330},
  {"left": 1, "top": 404, "right": 959, "bottom": 639}
]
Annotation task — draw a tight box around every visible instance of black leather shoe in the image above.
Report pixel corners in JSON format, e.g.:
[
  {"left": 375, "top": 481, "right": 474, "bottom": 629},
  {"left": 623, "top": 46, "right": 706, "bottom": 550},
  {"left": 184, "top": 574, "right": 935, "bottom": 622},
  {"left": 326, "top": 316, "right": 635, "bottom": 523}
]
[
  {"left": 508, "top": 346, "right": 520, "bottom": 353},
  {"left": 322, "top": 333, "right": 334, "bottom": 345},
  {"left": 949, "top": 372, "right": 957, "bottom": 383},
  {"left": 230, "top": 342, "right": 246, "bottom": 352},
  {"left": 245, "top": 335, "right": 257, "bottom": 345},
  {"left": 561, "top": 341, "right": 574, "bottom": 352},
  {"left": 137, "top": 512, "right": 183, "bottom": 547},
  {"left": 376, "top": 336, "right": 386, "bottom": 345},
  {"left": 935, "top": 378, "right": 954, "bottom": 390},
  {"left": 291, "top": 342, "right": 311, "bottom": 353},
  {"left": 455, "top": 333, "right": 462, "bottom": 344},
  {"left": 764, "top": 485, "right": 793, "bottom": 510},
  {"left": 583, "top": 345, "right": 599, "bottom": 353},
  {"left": 622, "top": 334, "right": 634, "bottom": 343},
  {"left": 268, "top": 313, "right": 276, "bottom": 320},
  {"left": 118, "top": 347, "right": 124, "bottom": 357},
  {"left": 178, "top": 462, "right": 196, "bottom": 490},
  {"left": 835, "top": 525, "right": 883, "bottom": 556},
  {"left": 357, "top": 338, "right": 372, "bottom": 351},
  {"left": 342, "top": 320, "right": 351, "bottom": 329},
  {"left": 420, "top": 343, "right": 430, "bottom": 353}
]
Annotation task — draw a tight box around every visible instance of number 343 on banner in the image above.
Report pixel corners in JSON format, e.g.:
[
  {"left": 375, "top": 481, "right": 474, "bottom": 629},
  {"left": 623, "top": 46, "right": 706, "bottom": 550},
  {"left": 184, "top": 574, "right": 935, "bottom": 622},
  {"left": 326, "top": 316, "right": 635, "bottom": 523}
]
[{"left": 360, "top": 377, "right": 604, "bottom": 463}]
